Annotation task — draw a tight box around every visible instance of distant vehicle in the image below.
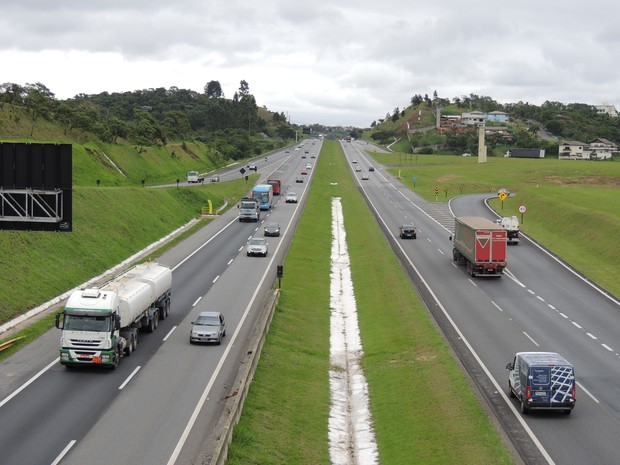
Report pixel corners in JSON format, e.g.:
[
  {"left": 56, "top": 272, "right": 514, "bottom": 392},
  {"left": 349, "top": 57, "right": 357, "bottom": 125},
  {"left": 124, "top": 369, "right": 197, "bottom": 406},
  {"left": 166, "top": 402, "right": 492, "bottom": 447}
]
[
  {"left": 355, "top": 167, "right": 361, "bottom": 172},
  {"left": 495, "top": 216, "right": 520, "bottom": 244},
  {"left": 498, "top": 188, "right": 511, "bottom": 196},
  {"left": 296, "top": 177, "right": 304, "bottom": 183},
  {"left": 506, "top": 352, "right": 575, "bottom": 415},
  {"left": 452, "top": 216, "right": 507, "bottom": 277},
  {"left": 352, "top": 159, "right": 358, "bottom": 163},
  {"left": 246, "top": 237, "right": 268, "bottom": 257},
  {"left": 252, "top": 184, "right": 274, "bottom": 210},
  {"left": 210, "top": 175, "right": 220, "bottom": 182},
  {"left": 285, "top": 191, "right": 298, "bottom": 203},
  {"left": 304, "top": 150, "right": 309, "bottom": 154},
  {"left": 300, "top": 169, "right": 308, "bottom": 175},
  {"left": 311, "top": 154, "right": 316, "bottom": 158},
  {"left": 190, "top": 311, "right": 226, "bottom": 345},
  {"left": 462, "top": 152, "right": 472, "bottom": 157},
  {"left": 361, "top": 173, "right": 369, "bottom": 180},
  {"left": 187, "top": 171, "right": 204, "bottom": 183},
  {"left": 285, "top": 150, "right": 290, "bottom": 153},
  {"left": 399, "top": 225, "right": 417, "bottom": 239},
  {"left": 368, "top": 166, "right": 375, "bottom": 171},
  {"left": 305, "top": 163, "right": 312, "bottom": 169},
  {"left": 238, "top": 197, "right": 260, "bottom": 222},
  {"left": 263, "top": 223, "right": 281, "bottom": 237},
  {"left": 301, "top": 154, "right": 306, "bottom": 158},
  {"left": 267, "top": 179, "right": 281, "bottom": 195},
  {"left": 248, "top": 164, "right": 257, "bottom": 171}
]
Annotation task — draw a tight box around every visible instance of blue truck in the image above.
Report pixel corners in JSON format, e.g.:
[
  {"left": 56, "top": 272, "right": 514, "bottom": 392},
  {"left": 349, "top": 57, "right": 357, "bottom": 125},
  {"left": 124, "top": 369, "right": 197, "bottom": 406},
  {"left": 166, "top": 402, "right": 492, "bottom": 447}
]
[{"left": 252, "top": 184, "right": 274, "bottom": 210}]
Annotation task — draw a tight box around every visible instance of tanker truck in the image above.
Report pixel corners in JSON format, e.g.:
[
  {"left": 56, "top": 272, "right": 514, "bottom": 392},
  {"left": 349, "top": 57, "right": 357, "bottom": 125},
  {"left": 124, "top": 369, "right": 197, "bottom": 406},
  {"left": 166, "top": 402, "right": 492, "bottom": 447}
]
[
  {"left": 451, "top": 216, "right": 507, "bottom": 277},
  {"left": 55, "top": 262, "right": 172, "bottom": 369}
]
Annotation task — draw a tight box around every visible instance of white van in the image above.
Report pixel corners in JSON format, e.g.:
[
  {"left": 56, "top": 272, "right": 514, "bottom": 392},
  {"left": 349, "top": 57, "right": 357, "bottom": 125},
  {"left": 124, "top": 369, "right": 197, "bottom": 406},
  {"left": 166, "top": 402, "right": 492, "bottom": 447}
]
[{"left": 506, "top": 352, "right": 575, "bottom": 415}]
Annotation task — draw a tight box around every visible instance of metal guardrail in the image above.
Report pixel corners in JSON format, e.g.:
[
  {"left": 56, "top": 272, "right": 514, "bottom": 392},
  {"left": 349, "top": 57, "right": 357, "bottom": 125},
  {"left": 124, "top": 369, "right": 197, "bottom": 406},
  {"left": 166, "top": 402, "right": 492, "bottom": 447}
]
[{"left": 0, "top": 336, "right": 25, "bottom": 352}]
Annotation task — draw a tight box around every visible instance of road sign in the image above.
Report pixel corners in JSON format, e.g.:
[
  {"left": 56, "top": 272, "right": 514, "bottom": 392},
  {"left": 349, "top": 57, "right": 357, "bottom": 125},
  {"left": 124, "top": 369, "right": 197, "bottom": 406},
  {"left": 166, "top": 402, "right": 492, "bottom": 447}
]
[
  {"left": 499, "top": 192, "right": 507, "bottom": 201},
  {"left": 434, "top": 186, "right": 439, "bottom": 195},
  {"left": 518, "top": 205, "right": 527, "bottom": 214}
]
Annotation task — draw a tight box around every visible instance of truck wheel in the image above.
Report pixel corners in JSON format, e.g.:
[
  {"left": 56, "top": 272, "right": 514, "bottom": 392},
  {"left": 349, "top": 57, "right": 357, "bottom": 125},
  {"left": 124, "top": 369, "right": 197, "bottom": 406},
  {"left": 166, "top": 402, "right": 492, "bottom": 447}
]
[
  {"left": 520, "top": 398, "right": 529, "bottom": 414},
  {"left": 125, "top": 335, "right": 133, "bottom": 356},
  {"left": 110, "top": 348, "right": 120, "bottom": 370}
]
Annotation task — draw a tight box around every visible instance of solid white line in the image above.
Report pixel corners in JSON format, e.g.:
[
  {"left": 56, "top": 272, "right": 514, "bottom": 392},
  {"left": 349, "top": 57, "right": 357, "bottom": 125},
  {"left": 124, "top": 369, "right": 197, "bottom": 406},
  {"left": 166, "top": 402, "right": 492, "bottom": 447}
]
[
  {"left": 119, "top": 366, "right": 141, "bottom": 390},
  {"left": 523, "top": 332, "right": 540, "bottom": 346},
  {"left": 576, "top": 381, "right": 600, "bottom": 404},
  {"left": 0, "top": 358, "right": 58, "bottom": 409},
  {"left": 50, "top": 440, "right": 76, "bottom": 465},
  {"left": 491, "top": 301, "right": 504, "bottom": 312},
  {"left": 163, "top": 326, "right": 177, "bottom": 342},
  {"left": 192, "top": 297, "right": 202, "bottom": 307}
]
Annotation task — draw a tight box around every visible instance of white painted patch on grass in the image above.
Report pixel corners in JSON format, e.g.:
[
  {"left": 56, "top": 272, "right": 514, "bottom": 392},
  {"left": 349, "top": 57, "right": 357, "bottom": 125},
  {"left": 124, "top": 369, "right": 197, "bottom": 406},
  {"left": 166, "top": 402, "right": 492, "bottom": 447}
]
[{"left": 328, "top": 197, "right": 379, "bottom": 465}]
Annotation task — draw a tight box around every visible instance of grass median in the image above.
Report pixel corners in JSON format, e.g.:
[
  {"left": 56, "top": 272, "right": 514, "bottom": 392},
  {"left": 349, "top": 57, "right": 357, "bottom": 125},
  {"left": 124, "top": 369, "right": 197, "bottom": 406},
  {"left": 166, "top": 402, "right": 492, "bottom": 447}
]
[{"left": 226, "top": 140, "right": 514, "bottom": 464}]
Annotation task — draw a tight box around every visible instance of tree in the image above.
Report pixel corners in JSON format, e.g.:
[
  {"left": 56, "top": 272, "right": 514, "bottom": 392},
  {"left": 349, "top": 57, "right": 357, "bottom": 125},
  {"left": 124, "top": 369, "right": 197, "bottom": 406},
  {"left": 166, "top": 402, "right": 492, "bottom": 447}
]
[{"left": 204, "top": 81, "right": 223, "bottom": 99}]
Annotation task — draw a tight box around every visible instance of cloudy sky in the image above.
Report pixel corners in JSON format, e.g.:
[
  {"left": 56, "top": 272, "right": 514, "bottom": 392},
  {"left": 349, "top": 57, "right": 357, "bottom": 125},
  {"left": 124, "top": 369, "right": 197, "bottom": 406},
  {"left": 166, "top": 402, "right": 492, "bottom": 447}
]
[{"left": 1, "top": 0, "right": 618, "bottom": 127}]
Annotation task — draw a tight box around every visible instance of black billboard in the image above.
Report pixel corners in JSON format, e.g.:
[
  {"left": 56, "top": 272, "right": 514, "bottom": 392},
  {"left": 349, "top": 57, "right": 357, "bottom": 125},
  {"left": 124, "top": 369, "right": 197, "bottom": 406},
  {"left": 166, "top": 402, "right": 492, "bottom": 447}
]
[{"left": 0, "top": 142, "right": 72, "bottom": 232}]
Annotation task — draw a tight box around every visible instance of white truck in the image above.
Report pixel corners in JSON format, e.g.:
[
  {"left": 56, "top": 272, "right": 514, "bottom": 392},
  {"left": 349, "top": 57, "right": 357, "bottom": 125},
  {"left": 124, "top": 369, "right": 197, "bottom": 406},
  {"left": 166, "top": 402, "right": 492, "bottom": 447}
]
[
  {"left": 55, "top": 262, "right": 172, "bottom": 369},
  {"left": 187, "top": 171, "right": 204, "bottom": 183},
  {"left": 238, "top": 197, "right": 260, "bottom": 222},
  {"left": 494, "top": 215, "right": 520, "bottom": 244}
]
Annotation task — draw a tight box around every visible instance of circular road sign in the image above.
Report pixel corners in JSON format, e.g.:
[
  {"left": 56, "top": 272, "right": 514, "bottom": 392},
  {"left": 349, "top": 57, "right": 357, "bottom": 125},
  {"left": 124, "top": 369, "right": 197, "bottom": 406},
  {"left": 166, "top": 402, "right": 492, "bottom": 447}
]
[{"left": 518, "top": 205, "right": 527, "bottom": 214}]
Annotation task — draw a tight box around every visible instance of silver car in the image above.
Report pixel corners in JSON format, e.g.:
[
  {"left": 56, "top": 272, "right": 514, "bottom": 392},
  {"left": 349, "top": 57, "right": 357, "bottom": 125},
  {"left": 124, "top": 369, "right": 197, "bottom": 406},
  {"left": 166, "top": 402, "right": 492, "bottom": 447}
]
[
  {"left": 190, "top": 311, "right": 226, "bottom": 344},
  {"left": 285, "top": 191, "right": 298, "bottom": 203},
  {"left": 246, "top": 237, "right": 268, "bottom": 256}
]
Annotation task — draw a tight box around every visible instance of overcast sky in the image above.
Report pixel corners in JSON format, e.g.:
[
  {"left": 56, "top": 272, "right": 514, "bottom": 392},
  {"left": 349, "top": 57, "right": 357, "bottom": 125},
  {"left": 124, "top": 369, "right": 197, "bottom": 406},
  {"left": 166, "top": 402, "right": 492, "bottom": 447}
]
[{"left": 1, "top": 0, "right": 618, "bottom": 127}]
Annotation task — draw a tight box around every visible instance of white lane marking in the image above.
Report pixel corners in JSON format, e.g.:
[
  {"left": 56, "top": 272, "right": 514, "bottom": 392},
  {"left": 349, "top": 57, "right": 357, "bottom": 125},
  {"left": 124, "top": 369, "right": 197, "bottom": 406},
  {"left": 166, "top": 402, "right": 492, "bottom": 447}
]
[
  {"left": 213, "top": 275, "right": 220, "bottom": 283},
  {"left": 163, "top": 326, "right": 177, "bottom": 342},
  {"left": 492, "top": 301, "right": 504, "bottom": 312},
  {"left": 119, "top": 366, "right": 141, "bottom": 390},
  {"left": 227, "top": 259, "right": 233, "bottom": 266},
  {"left": 559, "top": 313, "right": 568, "bottom": 319},
  {"left": 523, "top": 332, "right": 540, "bottom": 346},
  {"left": 576, "top": 381, "right": 600, "bottom": 404},
  {"left": 572, "top": 322, "right": 582, "bottom": 329},
  {"left": 587, "top": 333, "right": 597, "bottom": 340},
  {"left": 192, "top": 297, "right": 202, "bottom": 307},
  {"left": 50, "top": 440, "right": 76, "bottom": 465},
  {"left": 0, "top": 358, "right": 58, "bottom": 409},
  {"left": 601, "top": 344, "right": 613, "bottom": 352},
  {"left": 536, "top": 295, "right": 545, "bottom": 302}
]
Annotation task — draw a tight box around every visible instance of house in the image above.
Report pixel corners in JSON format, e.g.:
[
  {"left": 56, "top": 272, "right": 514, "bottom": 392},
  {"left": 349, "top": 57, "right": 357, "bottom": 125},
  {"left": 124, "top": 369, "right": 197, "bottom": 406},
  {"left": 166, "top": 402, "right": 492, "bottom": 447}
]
[
  {"left": 595, "top": 104, "right": 618, "bottom": 118},
  {"left": 558, "top": 141, "right": 592, "bottom": 160},
  {"left": 486, "top": 111, "right": 509, "bottom": 123},
  {"left": 588, "top": 138, "right": 617, "bottom": 160},
  {"left": 461, "top": 111, "right": 486, "bottom": 126}
]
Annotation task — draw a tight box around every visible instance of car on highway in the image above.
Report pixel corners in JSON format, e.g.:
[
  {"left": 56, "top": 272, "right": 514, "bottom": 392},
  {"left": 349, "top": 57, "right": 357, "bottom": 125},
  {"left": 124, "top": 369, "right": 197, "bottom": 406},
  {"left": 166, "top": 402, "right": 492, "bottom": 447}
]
[
  {"left": 305, "top": 163, "right": 312, "bottom": 169},
  {"left": 361, "top": 173, "right": 369, "bottom": 180},
  {"left": 498, "top": 188, "right": 511, "bottom": 197},
  {"left": 352, "top": 159, "right": 358, "bottom": 163},
  {"left": 301, "top": 169, "right": 308, "bottom": 175},
  {"left": 368, "top": 166, "right": 375, "bottom": 171},
  {"left": 246, "top": 237, "right": 268, "bottom": 256},
  {"left": 285, "top": 191, "right": 298, "bottom": 203},
  {"left": 398, "top": 224, "right": 417, "bottom": 239},
  {"left": 190, "top": 311, "right": 226, "bottom": 345},
  {"left": 296, "top": 177, "right": 304, "bottom": 183},
  {"left": 355, "top": 166, "right": 361, "bottom": 172},
  {"left": 263, "top": 222, "right": 281, "bottom": 237},
  {"left": 248, "top": 164, "right": 257, "bottom": 171},
  {"left": 210, "top": 175, "right": 220, "bottom": 182}
]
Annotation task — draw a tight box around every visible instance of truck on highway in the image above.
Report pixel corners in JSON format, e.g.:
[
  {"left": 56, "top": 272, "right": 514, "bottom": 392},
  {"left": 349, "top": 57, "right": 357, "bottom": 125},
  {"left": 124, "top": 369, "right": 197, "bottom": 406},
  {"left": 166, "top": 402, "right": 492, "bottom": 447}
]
[
  {"left": 238, "top": 197, "right": 260, "bottom": 222},
  {"left": 252, "top": 184, "right": 274, "bottom": 210},
  {"left": 267, "top": 179, "right": 281, "bottom": 195},
  {"left": 494, "top": 215, "right": 520, "bottom": 244},
  {"left": 55, "top": 262, "right": 172, "bottom": 369},
  {"left": 451, "top": 216, "right": 507, "bottom": 277},
  {"left": 187, "top": 171, "right": 204, "bottom": 183}
]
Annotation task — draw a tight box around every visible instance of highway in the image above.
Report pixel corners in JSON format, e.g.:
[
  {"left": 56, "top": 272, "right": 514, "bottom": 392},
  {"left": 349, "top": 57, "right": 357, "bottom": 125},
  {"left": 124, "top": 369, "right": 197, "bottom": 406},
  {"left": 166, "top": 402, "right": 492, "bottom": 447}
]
[
  {"left": 342, "top": 139, "right": 620, "bottom": 465},
  {"left": 0, "top": 140, "right": 321, "bottom": 465}
]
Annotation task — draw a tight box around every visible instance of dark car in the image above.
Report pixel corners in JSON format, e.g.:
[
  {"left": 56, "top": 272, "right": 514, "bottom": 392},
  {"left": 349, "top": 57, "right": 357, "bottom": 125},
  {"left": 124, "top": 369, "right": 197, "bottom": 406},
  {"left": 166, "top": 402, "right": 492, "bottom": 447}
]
[
  {"left": 399, "top": 224, "right": 417, "bottom": 239},
  {"left": 296, "top": 177, "right": 304, "bottom": 183},
  {"left": 368, "top": 166, "right": 375, "bottom": 172},
  {"left": 263, "top": 222, "right": 281, "bottom": 237}
]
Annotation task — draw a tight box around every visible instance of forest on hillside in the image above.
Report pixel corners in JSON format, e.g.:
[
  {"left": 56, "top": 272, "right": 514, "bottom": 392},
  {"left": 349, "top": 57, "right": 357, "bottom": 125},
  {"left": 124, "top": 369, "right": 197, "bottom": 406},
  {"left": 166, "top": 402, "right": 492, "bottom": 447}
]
[{"left": 0, "top": 81, "right": 299, "bottom": 160}]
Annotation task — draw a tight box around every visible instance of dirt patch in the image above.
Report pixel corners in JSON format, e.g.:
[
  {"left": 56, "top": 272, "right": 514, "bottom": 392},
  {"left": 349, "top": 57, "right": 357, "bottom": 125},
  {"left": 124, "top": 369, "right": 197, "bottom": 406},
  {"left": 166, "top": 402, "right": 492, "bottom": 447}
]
[
  {"left": 437, "top": 174, "right": 460, "bottom": 183},
  {"left": 544, "top": 175, "right": 620, "bottom": 186}
]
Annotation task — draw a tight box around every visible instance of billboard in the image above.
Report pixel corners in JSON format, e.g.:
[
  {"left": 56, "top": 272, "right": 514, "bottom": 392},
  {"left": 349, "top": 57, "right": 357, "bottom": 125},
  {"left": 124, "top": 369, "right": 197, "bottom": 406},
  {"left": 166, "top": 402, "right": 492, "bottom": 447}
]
[{"left": 0, "top": 142, "right": 72, "bottom": 232}]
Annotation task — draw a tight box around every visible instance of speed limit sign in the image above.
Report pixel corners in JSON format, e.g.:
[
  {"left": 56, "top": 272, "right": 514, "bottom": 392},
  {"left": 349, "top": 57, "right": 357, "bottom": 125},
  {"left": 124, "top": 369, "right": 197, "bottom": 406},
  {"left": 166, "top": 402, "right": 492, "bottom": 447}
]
[{"left": 518, "top": 205, "right": 527, "bottom": 214}]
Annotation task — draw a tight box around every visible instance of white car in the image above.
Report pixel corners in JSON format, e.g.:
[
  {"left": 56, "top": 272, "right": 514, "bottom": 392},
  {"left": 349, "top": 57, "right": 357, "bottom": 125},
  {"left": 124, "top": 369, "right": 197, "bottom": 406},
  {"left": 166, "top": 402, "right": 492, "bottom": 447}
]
[
  {"left": 246, "top": 237, "right": 268, "bottom": 257},
  {"left": 285, "top": 191, "right": 298, "bottom": 203}
]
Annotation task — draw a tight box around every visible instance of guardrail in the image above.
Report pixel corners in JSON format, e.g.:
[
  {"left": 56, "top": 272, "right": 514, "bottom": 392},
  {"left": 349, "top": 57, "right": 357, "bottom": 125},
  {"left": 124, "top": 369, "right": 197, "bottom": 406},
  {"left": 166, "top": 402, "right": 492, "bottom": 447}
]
[{"left": 0, "top": 336, "right": 25, "bottom": 352}]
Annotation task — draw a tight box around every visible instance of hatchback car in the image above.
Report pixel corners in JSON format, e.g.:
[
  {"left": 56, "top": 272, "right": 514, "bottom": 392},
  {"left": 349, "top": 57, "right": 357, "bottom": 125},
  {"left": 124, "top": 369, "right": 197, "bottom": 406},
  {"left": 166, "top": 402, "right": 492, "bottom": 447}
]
[
  {"left": 361, "top": 173, "right": 369, "bottom": 180},
  {"left": 301, "top": 169, "right": 308, "bottom": 175},
  {"left": 264, "top": 222, "right": 281, "bottom": 237},
  {"left": 190, "top": 311, "right": 226, "bottom": 345},
  {"left": 247, "top": 237, "right": 268, "bottom": 256},
  {"left": 399, "top": 224, "right": 417, "bottom": 239},
  {"left": 296, "top": 177, "right": 304, "bottom": 183},
  {"left": 368, "top": 166, "right": 375, "bottom": 172},
  {"left": 285, "top": 191, "right": 298, "bottom": 203}
]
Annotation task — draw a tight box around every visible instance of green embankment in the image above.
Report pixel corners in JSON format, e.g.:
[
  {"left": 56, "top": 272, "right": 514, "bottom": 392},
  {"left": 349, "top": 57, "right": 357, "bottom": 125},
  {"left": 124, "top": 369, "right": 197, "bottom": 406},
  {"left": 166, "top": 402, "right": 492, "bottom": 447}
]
[{"left": 226, "top": 140, "right": 514, "bottom": 464}]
